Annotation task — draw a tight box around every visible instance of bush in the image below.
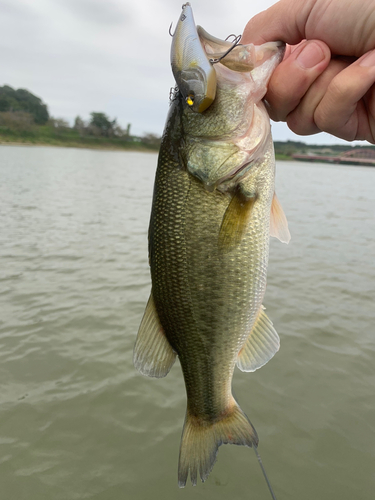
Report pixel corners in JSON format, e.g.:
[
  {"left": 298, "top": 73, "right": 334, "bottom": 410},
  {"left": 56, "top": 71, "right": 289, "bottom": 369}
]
[{"left": 0, "top": 111, "right": 36, "bottom": 132}]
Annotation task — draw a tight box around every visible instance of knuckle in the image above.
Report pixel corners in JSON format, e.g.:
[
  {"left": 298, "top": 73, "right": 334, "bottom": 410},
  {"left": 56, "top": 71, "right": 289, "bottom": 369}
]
[
  {"left": 266, "top": 61, "right": 320, "bottom": 122},
  {"left": 286, "top": 111, "right": 319, "bottom": 136},
  {"left": 314, "top": 106, "right": 357, "bottom": 141},
  {"left": 327, "top": 76, "right": 352, "bottom": 102},
  {"left": 313, "top": 98, "right": 349, "bottom": 135},
  {"left": 266, "top": 87, "right": 301, "bottom": 122},
  {"left": 267, "top": 103, "right": 287, "bottom": 122},
  {"left": 313, "top": 105, "right": 332, "bottom": 131}
]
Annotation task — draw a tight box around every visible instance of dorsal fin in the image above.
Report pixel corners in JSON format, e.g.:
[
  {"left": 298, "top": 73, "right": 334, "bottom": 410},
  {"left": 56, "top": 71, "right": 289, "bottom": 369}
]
[{"left": 270, "top": 193, "right": 291, "bottom": 244}]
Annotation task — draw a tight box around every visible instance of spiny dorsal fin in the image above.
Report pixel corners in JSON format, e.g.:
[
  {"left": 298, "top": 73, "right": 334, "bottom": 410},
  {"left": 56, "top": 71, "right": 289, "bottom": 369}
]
[
  {"left": 219, "top": 191, "right": 257, "bottom": 250},
  {"left": 237, "top": 305, "right": 280, "bottom": 372},
  {"left": 133, "top": 292, "right": 176, "bottom": 378},
  {"left": 270, "top": 192, "right": 291, "bottom": 244}
]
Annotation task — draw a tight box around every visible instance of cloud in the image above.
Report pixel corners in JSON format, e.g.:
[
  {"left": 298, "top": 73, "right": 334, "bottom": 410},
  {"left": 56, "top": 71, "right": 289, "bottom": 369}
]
[
  {"left": 0, "top": 0, "right": 363, "bottom": 144},
  {"left": 58, "top": 0, "right": 130, "bottom": 26}
]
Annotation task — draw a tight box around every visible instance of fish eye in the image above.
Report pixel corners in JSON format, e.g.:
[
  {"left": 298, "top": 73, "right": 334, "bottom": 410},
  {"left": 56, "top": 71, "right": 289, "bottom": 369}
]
[{"left": 186, "top": 94, "right": 195, "bottom": 106}]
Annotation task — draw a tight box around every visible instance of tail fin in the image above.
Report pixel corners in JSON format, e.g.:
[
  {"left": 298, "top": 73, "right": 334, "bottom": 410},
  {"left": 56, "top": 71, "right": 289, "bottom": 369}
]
[{"left": 178, "top": 402, "right": 258, "bottom": 487}]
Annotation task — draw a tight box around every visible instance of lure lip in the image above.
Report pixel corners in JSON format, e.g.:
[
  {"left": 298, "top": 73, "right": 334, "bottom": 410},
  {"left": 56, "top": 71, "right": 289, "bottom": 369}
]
[{"left": 170, "top": 3, "right": 216, "bottom": 113}]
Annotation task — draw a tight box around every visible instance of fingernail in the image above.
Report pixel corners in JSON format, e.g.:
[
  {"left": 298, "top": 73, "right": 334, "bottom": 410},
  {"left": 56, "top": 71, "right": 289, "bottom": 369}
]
[
  {"left": 296, "top": 42, "right": 325, "bottom": 69},
  {"left": 360, "top": 49, "right": 375, "bottom": 67}
]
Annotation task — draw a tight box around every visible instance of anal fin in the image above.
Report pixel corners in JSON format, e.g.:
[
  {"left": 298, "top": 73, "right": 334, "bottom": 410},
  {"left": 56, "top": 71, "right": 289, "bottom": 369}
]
[
  {"left": 133, "top": 292, "right": 176, "bottom": 378},
  {"left": 237, "top": 306, "right": 280, "bottom": 372}
]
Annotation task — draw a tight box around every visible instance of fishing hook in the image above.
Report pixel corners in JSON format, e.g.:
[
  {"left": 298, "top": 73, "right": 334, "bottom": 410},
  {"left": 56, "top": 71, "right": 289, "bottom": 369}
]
[
  {"left": 169, "top": 22, "right": 174, "bottom": 37},
  {"left": 209, "top": 34, "right": 242, "bottom": 64},
  {"left": 169, "top": 86, "right": 179, "bottom": 103}
]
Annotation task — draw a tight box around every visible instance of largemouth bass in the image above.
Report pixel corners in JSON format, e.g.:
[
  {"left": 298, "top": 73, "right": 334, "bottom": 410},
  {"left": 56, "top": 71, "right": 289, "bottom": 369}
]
[{"left": 134, "top": 3, "right": 289, "bottom": 488}]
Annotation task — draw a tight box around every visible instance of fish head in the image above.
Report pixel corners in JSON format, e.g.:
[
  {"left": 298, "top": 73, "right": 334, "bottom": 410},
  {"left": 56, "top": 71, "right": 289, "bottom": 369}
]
[{"left": 175, "top": 24, "right": 285, "bottom": 191}]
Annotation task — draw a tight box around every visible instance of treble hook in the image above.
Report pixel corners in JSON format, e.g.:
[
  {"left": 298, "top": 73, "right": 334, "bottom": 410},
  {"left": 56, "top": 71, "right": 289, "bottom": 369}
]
[
  {"left": 169, "top": 22, "right": 174, "bottom": 37},
  {"left": 169, "top": 86, "right": 179, "bottom": 103},
  {"left": 225, "top": 34, "right": 238, "bottom": 42},
  {"left": 209, "top": 34, "right": 242, "bottom": 64}
]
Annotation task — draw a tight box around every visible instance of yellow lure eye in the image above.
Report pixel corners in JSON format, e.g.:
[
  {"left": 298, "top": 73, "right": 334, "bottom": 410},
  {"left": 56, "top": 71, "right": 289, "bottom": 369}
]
[{"left": 186, "top": 94, "right": 194, "bottom": 106}]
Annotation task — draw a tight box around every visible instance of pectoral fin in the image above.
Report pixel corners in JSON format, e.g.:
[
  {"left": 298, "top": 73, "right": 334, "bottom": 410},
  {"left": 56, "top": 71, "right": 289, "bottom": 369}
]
[
  {"left": 219, "top": 190, "right": 257, "bottom": 250},
  {"left": 270, "top": 193, "right": 291, "bottom": 244},
  {"left": 133, "top": 292, "right": 176, "bottom": 378},
  {"left": 237, "top": 306, "right": 280, "bottom": 372}
]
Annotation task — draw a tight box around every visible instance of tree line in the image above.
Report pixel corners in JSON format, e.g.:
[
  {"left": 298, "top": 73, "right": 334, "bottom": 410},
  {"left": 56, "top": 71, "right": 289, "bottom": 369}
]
[
  {"left": 0, "top": 85, "right": 161, "bottom": 147},
  {"left": 3, "top": 84, "right": 369, "bottom": 156}
]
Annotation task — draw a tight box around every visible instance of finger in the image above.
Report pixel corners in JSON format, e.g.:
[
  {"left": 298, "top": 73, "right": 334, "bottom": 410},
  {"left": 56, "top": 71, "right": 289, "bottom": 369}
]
[
  {"left": 265, "top": 40, "right": 331, "bottom": 122},
  {"left": 286, "top": 58, "right": 349, "bottom": 136},
  {"left": 242, "top": 0, "right": 314, "bottom": 45},
  {"left": 314, "top": 50, "right": 375, "bottom": 141}
]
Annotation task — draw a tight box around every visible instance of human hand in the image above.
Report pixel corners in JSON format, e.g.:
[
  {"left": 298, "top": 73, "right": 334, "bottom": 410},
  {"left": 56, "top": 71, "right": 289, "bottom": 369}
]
[{"left": 242, "top": 0, "right": 375, "bottom": 142}]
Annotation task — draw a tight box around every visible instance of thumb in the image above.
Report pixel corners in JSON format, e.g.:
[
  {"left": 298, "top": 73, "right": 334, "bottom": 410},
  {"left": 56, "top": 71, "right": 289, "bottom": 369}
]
[{"left": 242, "top": 0, "right": 310, "bottom": 45}]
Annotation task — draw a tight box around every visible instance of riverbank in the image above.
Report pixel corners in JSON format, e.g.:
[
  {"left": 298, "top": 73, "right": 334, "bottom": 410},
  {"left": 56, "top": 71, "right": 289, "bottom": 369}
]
[
  {"left": 0, "top": 132, "right": 295, "bottom": 159},
  {"left": 0, "top": 130, "right": 160, "bottom": 153},
  {"left": 0, "top": 137, "right": 158, "bottom": 153}
]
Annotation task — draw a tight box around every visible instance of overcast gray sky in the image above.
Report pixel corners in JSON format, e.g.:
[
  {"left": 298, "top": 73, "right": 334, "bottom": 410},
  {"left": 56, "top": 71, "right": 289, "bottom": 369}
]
[{"left": 0, "top": 0, "right": 367, "bottom": 145}]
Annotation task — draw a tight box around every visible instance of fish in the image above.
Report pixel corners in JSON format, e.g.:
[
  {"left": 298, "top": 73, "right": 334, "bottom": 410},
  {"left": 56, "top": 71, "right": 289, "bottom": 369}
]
[{"left": 134, "top": 2, "right": 290, "bottom": 488}]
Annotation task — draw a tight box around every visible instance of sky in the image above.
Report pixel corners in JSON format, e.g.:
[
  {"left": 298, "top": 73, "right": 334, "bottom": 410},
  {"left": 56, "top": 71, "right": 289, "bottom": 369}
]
[{"left": 0, "top": 0, "right": 368, "bottom": 146}]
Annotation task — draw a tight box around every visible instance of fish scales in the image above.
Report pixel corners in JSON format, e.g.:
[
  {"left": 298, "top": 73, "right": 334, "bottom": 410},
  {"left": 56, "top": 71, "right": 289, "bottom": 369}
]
[
  {"left": 155, "top": 127, "right": 271, "bottom": 415},
  {"left": 134, "top": 4, "right": 289, "bottom": 488}
]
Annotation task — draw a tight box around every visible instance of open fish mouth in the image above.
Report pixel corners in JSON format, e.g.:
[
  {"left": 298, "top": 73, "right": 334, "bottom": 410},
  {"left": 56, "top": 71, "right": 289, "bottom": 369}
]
[
  {"left": 170, "top": 5, "right": 284, "bottom": 192},
  {"left": 181, "top": 53, "right": 284, "bottom": 192},
  {"left": 171, "top": 2, "right": 284, "bottom": 116}
]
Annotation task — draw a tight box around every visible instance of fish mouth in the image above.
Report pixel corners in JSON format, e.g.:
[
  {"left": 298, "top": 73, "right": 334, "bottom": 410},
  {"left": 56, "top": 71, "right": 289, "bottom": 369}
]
[
  {"left": 198, "top": 27, "right": 285, "bottom": 75},
  {"left": 184, "top": 51, "right": 278, "bottom": 193},
  {"left": 171, "top": 4, "right": 284, "bottom": 114},
  {"left": 172, "top": 5, "right": 284, "bottom": 191}
]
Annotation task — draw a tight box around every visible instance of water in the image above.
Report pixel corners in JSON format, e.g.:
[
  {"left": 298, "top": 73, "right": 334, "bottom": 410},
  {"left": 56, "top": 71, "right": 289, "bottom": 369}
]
[{"left": 0, "top": 145, "right": 374, "bottom": 500}]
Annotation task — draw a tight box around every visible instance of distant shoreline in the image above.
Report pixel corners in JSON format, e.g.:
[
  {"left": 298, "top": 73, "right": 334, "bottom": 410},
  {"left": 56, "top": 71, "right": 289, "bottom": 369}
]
[
  {"left": 0, "top": 138, "right": 296, "bottom": 161},
  {"left": 1, "top": 136, "right": 374, "bottom": 166},
  {"left": 0, "top": 136, "right": 294, "bottom": 159},
  {"left": 0, "top": 136, "right": 159, "bottom": 153}
]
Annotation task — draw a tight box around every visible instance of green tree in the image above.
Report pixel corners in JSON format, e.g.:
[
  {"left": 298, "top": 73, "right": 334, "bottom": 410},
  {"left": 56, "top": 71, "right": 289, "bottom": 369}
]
[
  {"left": 0, "top": 85, "right": 49, "bottom": 124},
  {"left": 89, "top": 112, "right": 116, "bottom": 137},
  {"left": 74, "top": 116, "right": 85, "bottom": 130}
]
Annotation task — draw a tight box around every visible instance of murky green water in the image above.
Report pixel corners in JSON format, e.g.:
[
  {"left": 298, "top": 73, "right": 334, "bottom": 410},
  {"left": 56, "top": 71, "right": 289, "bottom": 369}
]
[{"left": 0, "top": 145, "right": 374, "bottom": 499}]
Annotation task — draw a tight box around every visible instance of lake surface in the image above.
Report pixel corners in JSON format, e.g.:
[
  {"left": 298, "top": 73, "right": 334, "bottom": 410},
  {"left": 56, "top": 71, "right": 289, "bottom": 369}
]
[{"left": 0, "top": 145, "right": 374, "bottom": 500}]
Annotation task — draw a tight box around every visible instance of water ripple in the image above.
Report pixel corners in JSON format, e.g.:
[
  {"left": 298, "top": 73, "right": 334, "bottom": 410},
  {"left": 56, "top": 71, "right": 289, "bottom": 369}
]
[{"left": 0, "top": 148, "right": 374, "bottom": 499}]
